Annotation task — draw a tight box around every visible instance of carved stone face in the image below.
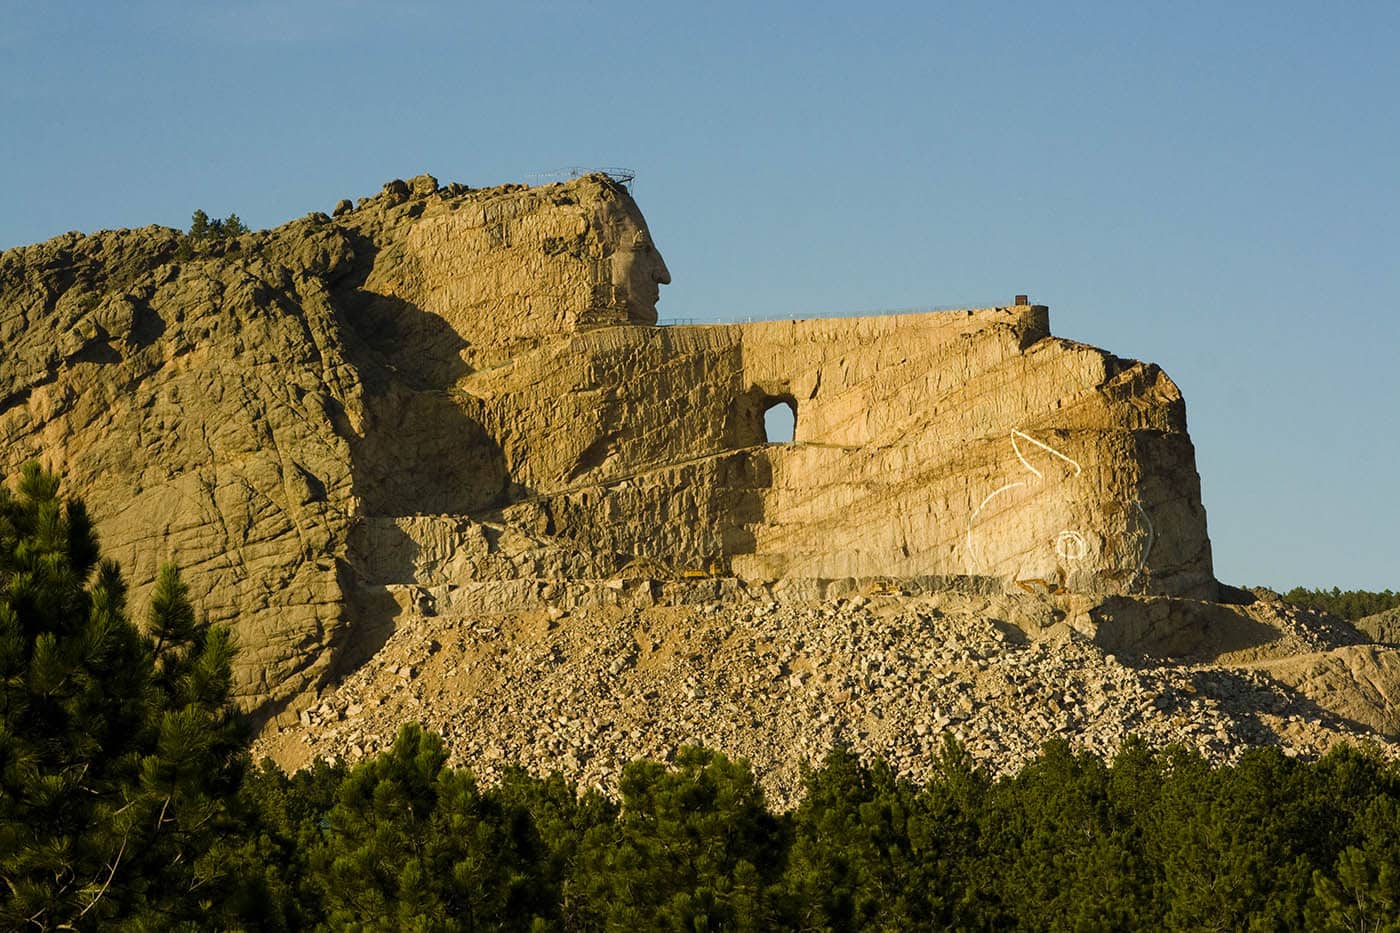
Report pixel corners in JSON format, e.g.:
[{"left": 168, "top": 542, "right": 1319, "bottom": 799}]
[{"left": 596, "top": 193, "right": 671, "bottom": 325}]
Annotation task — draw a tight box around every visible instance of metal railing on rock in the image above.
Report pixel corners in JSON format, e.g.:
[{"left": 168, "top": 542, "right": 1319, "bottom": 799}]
[
  {"left": 657, "top": 302, "right": 1001, "bottom": 326},
  {"left": 525, "top": 166, "right": 637, "bottom": 190}
]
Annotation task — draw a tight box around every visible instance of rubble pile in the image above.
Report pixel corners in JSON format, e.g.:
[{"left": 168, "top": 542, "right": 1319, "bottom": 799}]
[{"left": 255, "top": 586, "right": 1397, "bottom": 808}]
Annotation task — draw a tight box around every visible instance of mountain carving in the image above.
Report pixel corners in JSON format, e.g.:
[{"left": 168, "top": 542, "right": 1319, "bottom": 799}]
[{"left": 4, "top": 172, "right": 1218, "bottom": 728}]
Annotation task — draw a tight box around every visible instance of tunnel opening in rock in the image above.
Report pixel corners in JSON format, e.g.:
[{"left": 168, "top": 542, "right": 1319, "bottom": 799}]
[{"left": 763, "top": 398, "right": 797, "bottom": 444}]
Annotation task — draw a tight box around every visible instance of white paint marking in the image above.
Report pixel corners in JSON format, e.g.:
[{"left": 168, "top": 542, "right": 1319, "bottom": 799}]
[
  {"left": 1128, "top": 500, "right": 1155, "bottom": 590},
  {"left": 1055, "top": 529, "right": 1088, "bottom": 561},
  {"left": 1011, "top": 429, "right": 1082, "bottom": 479},
  {"left": 965, "top": 481, "right": 1025, "bottom": 573}
]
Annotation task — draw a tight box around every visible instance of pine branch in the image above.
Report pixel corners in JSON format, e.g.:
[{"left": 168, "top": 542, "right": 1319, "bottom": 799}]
[{"left": 75, "top": 834, "right": 127, "bottom": 920}]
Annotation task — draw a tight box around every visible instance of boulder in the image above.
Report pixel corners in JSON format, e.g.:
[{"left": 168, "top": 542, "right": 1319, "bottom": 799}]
[{"left": 408, "top": 173, "right": 438, "bottom": 196}]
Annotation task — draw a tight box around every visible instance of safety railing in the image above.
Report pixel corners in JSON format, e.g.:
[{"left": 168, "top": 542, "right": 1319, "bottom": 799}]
[
  {"left": 525, "top": 166, "right": 637, "bottom": 190},
  {"left": 657, "top": 302, "right": 1003, "bottom": 326}
]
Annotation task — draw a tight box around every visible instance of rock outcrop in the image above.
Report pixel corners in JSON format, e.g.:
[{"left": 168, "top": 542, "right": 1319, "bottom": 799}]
[
  {"left": 1357, "top": 607, "right": 1400, "bottom": 644},
  {"left": 2, "top": 171, "right": 1217, "bottom": 728}
]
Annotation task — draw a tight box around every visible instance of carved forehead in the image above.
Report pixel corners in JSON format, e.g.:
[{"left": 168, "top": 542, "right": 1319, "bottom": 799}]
[
  {"left": 587, "top": 197, "right": 659, "bottom": 259},
  {"left": 590, "top": 187, "right": 648, "bottom": 231}
]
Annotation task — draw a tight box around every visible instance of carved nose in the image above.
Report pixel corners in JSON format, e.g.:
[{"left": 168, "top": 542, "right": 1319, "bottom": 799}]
[{"left": 655, "top": 254, "right": 671, "bottom": 286}]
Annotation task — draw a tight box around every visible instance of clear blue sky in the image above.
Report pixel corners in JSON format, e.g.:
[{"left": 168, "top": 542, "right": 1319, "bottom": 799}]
[{"left": 2, "top": 1, "right": 1396, "bottom": 590}]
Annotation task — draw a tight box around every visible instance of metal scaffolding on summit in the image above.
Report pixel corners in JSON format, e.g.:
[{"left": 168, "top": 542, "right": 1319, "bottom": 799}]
[{"left": 526, "top": 166, "right": 637, "bottom": 190}]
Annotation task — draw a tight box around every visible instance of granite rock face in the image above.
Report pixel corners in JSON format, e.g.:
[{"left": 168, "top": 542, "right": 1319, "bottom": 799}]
[{"left": 1, "top": 173, "right": 1215, "bottom": 723}]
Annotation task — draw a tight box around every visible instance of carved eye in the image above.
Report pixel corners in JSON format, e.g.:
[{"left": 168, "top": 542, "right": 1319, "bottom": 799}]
[{"left": 632, "top": 231, "right": 652, "bottom": 251}]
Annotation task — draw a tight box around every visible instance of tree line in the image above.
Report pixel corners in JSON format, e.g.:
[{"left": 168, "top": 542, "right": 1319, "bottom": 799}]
[
  {"left": 4, "top": 466, "right": 1399, "bottom": 930},
  {"left": 1282, "top": 586, "right": 1400, "bottom": 622},
  {"left": 213, "top": 727, "right": 1400, "bottom": 931}
]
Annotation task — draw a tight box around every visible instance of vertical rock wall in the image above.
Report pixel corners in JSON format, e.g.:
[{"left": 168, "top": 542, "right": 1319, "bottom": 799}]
[{"left": 471, "top": 308, "right": 1213, "bottom": 597}]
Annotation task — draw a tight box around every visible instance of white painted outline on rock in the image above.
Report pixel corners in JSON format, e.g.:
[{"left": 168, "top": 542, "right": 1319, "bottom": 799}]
[
  {"left": 967, "top": 429, "right": 1151, "bottom": 588},
  {"left": 1011, "top": 428, "right": 1082, "bottom": 480},
  {"left": 965, "top": 481, "right": 1025, "bottom": 573},
  {"left": 1054, "top": 529, "right": 1088, "bottom": 561},
  {"left": 1126, "top": 500, "right": 1155, "bottom": 591}
]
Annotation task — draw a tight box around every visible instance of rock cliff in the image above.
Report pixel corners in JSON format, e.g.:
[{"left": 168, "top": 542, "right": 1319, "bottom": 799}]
[
  {"left": 2, "top": 173, "right": 1217, "bottom": 724},
  {"left": 8, "top": 172, "right": 1400, "bottom": 792}
]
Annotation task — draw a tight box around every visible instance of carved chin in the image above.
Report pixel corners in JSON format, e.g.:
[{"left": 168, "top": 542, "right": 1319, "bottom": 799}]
[{"left": 628, "top": 294, "right": 660, "bottom": 324}]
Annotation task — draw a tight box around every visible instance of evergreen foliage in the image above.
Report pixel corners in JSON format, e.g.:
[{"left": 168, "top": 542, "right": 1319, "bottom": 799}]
[
  {"left": 309, "top": 723, "right": 554, "bottom": 930},
  {"left": 199, "top": 756, "right": 348, "bottom": 929},
  {"left": 783, "top": 744, "right": 931, "bottom": 928},
  {"left": 187, "top": 209, "right": 249, "bottom": 240},
  {"left": 573, "top": 747, "right": 787, "bottom": 929},
  {"left": 1282, "top": 586, "right": 1400, "bottom": 621},
  {"left": 188, "top": 736, "right": 1400, "bottom": 930},
  {"left": 491, "top": 766, "right": 617, "bottom": 927},
  {"left": 3, "top": 466, "right": 1400, "bottom": 927},
  {"left": 0, "top": 463, "right": 246, "bottom": 928}
]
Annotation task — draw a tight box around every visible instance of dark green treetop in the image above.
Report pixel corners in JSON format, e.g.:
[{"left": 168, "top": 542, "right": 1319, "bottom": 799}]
[
  {"left": 309, "top": 722, "right": 555, "bottom": 930},
  {"left": 0, "top": 463, "right": 246, "bottom": 928},
  {"left": 187, "top": 209, "right": 250, "bottom": 240}
]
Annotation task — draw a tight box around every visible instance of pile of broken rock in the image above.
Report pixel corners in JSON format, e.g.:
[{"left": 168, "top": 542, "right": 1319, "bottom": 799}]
[{"left": 254, "top": 581, "right": 1400, "bottom": 809}]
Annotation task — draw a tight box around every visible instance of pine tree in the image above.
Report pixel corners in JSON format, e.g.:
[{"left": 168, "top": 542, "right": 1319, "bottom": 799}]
[
  {"left": 491, "top": 765, "right": 617, "bottom": 928},
  {"left": 310, "top": 723, "right": 552, "bottom": 929},
  {"left": 1151, "top": 746, "right": 1315, "bottom": 930},
  {"left": 189, "top": 208, "right": 210, "bottom": 239},
  {"left": 982, "top": 739, "right": 1155, "bottom": 929},
  {"left": 222, "top": 213, "right": 249, "bottom": 237},
  {"left": 1307, "top": 796, "right": 1400, "bottom": 932},
  {"left": 574, "top": 746, "right": 787, "bottom": 929},
  {"left": 783, "top": 745, "right": 929, "bottom": 929},
  {"left": 0, "top": 463, "right": 246, "bottom": 927},
  {"left": 198, "top": 755, "right": 351, "bottom": 930}
]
